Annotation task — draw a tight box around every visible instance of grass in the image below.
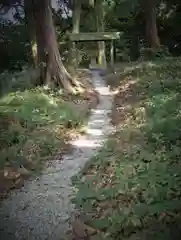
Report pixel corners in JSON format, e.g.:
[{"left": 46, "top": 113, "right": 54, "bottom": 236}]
[
  {"left": 71, "top": 57, "right": 181, "bottom": 239},
  {"left": 0, "top": 68, "right": 95, "bottom": 198},
  {"left": 0, "top": 88, "right": 86, "bottom": 167}
]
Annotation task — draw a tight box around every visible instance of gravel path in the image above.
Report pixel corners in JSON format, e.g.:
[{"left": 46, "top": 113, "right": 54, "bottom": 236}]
[{"left": 0, "top": 70, "right": 114, "bottom": 240}]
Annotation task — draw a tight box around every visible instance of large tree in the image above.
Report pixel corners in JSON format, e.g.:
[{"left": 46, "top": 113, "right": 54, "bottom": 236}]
[{"left": 26, "top": 0, "right": 79, "bottom": 92}]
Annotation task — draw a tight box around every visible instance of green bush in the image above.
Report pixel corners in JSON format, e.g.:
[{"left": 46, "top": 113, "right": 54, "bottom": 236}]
[
  {"left": 0, "top": 23, "right": 31, "bottom": 72},
  {"left": 140, "top": 46, "right": 171, "bottom": 61}
]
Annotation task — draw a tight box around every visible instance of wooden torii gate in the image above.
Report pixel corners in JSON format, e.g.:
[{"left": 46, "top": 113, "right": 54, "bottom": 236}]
[{"left": 67, "top": 32, "right": 121, "bottom": 70}]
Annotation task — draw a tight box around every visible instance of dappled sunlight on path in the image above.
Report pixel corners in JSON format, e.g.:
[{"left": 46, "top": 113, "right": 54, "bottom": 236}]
[{"left": 0, "top": 70, "right": 114, "bottom": 240}]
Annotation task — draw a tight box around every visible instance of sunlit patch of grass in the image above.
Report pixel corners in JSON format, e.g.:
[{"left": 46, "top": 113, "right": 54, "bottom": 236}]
[
  {"left": 72, "top": 57, "right": 181, "bottom": 239},
  {"left": 0, "top": 86, "right": 91, "bottom": 171}
]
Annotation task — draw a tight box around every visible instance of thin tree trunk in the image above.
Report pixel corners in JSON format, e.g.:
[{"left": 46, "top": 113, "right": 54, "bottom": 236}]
[
  {"left": 95, "top": 0, "right": 106, "bottom": 68},
  {"left": 31, "top": 0, "right": 75, "bottom": 92},
  {"left": 144, "top": 0, "right": 160, "bottom": 49},
  {"left": 69, "top": 0, "right": 82, "bottom": 70},
  {"left": 72, "top": 0, "right": 82, "bottom": 33},
  {"left": 24, "top": 0, "right": 37, "bottom": 66}
]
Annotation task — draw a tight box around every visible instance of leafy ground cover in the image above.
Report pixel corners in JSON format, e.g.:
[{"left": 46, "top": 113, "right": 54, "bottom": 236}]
[
  {"left": 71, "top": 58, "right": 181, "bottom": 239},
  {"left": 0, "top": 69, "right": 98, "bottom": 200}
]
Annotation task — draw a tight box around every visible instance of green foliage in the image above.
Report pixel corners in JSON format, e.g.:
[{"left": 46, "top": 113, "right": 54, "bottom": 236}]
[
  {"left": 0, "top": 23, "right": 31, "bottom": 71},
  {"left": 2, "top": 0, "right": 181, "bottom": 70},
  {"left": 0, "top": 67, "right": 38, "bottom": 96},
  {"left": 140, "top": 46, "right": 171, "bottom": 60},
  {"left": 0, "top": 70, "right": 89, "bottom": 171},
  {"left": 72, "top": 57, "right": 181, "bottom": 239},
  {"left": 104, "top": 0, "right": 181, "bottom": 60}
]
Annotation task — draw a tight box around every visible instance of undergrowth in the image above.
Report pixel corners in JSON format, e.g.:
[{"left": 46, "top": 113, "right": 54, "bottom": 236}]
[
  {"left": 0, "top": 69, "right": 91, "bottom": 174},
  {"left": 72, "top": 57, "right": 181, "bottom": 239}
]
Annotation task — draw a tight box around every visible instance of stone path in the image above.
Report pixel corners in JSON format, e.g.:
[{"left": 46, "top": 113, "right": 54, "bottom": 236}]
[{"left": 0, "top": 70, "right": 114, "bottom": 240}]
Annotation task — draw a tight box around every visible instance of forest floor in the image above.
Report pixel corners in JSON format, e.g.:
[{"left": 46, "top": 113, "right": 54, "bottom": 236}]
[
  {"left": 0, "top": 69, "right": 114, "bottom": 239},
  {"left": 0, "top": 69, "right": 99, "bottom": 200},
  {"left": 72, "top": 57, "right": 181, "bottom": 239}
]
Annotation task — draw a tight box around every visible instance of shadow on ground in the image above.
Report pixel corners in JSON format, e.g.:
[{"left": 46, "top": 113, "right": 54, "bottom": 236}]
[{"left": 71, "top": 58, "right": 181, "bottom": 240}]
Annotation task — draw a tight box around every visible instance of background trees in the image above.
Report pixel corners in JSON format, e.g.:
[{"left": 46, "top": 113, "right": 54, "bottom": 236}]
[
  {"left": 1, "top": 0, "right": 181, "bottom": 82},
  {"left": 1, "top": 1, "right": 181, "bottom": 237}
]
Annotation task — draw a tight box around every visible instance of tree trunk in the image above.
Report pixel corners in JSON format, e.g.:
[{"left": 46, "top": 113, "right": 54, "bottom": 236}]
[
  {"left": 69, "top": 0, "right": 82, "bottom": 69},
  {"left": 31, "top": 0, "right": 75, "bottom": 92},
  {"left": 24, "top": 0, "right": 37, "bottom": 66},
  {"left": 144, "top": 0, "right": 160, "bottom": 49},
  {"left": 72, "top": 0, "right": 82, "bottom": 33},
  {"left": 95, "top": 0, "right": 106, "bottom": 68},
  {"left": 130, "top": 27, "right": 140, "bottom": 61}
]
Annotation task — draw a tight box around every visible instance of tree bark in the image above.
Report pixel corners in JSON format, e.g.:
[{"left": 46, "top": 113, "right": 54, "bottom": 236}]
[
  {"left": 95, "top": 0, "right": 106, "bottom": 68},
  {"left": 31, "top": 0, "right": 76, "bottom": 92},
  {"left": 144, "top": 0, "right": 160, "bottom": 49}
]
